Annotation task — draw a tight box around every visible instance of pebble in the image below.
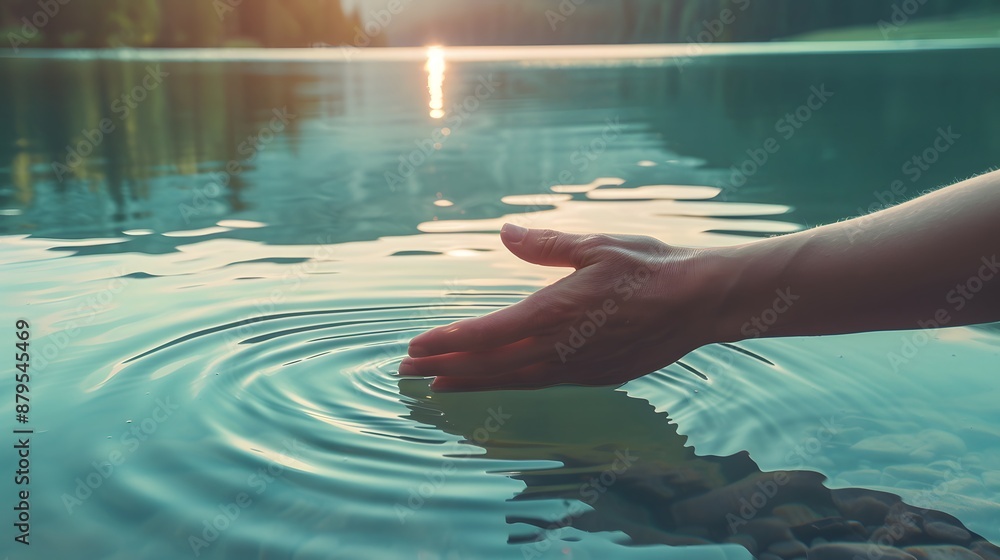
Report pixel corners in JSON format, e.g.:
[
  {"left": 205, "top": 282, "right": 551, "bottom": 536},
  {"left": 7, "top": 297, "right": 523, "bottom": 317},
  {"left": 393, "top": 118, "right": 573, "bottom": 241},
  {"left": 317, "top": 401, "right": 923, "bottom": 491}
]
[
  {"left": 923, "top": 521, "right": 971, "bottom": 544},
  {"left": 971, "top": 541, "right": 1000, "bottom": 560},
  {"left": 902, "top": 545, "right": 985, "bottom": 560},
  {"left": 832, "top": 491, "right": 892, "bottom": 525},
  {"left": 768, "top": 539, "right": 809, "bottom": 558},
  {"left": 807, "top": 543, "right": 917, "bottom": 560},
  {"left": 743, "top": 518, "right": 795, "bottom": 548},
  {"left": 774, "top": 504, "right": 824, "bottom": 526},
  {"left": 791, "top": 517, "right": 865, "bottom": 543}
]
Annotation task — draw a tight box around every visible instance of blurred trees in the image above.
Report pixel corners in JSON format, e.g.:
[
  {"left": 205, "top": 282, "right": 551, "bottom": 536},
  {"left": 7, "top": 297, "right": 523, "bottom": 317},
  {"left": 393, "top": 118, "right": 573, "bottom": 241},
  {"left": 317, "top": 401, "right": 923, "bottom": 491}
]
[
  {"left": 1, "top": 0, "right": 997, "bottom": 49},
  {"left": 0, "top": 0, "right": 356, "bottom": 48},
  {"left": 360, "top": 0, "right": 1000, "bottom": 46}
]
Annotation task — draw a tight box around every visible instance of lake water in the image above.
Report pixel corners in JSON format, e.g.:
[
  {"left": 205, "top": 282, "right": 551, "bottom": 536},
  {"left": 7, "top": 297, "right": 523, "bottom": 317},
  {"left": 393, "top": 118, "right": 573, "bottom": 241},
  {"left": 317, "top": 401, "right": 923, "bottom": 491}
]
[{"left": 1, "top": 43, "right": 999, "bottom": 559}]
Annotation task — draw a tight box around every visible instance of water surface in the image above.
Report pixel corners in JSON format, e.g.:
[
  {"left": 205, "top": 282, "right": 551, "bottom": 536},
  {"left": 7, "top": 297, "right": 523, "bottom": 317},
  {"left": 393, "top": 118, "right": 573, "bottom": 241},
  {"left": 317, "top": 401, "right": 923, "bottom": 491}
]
[{"left": 1, "top": 44, "right": 999, "bottom": 559}]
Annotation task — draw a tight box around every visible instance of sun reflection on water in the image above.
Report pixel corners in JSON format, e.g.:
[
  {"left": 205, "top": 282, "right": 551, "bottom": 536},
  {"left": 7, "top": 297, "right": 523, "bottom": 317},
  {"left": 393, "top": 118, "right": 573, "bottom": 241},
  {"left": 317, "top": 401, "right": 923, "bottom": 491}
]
[{"left": 425, "top": 46, "right": 446, "bottom": 119}]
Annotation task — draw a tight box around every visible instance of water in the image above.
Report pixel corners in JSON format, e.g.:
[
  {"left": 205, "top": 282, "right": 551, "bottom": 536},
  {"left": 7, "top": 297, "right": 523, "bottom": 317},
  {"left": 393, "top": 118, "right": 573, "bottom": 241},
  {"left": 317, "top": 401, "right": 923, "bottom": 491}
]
[{"left": 1, "top": 43, "right": 999, "bottom": 559}]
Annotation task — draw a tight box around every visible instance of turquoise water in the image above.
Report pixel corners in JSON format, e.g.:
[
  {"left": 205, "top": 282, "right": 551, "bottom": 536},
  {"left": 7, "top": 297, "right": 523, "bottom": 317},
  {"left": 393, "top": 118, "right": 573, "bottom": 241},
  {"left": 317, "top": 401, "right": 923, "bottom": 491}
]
[{"left": 1, "top": 44, "right": 1000, "bottom": 559}]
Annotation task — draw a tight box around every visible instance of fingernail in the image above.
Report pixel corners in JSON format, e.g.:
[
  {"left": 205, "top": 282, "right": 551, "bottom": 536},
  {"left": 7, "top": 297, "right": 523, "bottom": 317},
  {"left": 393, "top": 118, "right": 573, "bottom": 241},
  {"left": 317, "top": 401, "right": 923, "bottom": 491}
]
[
  {"left": 501, "top": 223, "right": 527, "bottom": 243},
  {"left": 408, "top": 344, "right": 429, "bottom": 358},
  {"left": 398, "top": 358, "right": 421, "bottom": 376}
]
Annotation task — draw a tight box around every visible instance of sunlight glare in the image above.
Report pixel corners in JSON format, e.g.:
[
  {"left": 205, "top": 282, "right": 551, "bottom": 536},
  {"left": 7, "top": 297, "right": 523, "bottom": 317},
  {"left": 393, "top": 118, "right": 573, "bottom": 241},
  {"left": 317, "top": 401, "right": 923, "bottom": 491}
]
[{"left": 425, "top": 46, "right": 446, "bottom": 119}]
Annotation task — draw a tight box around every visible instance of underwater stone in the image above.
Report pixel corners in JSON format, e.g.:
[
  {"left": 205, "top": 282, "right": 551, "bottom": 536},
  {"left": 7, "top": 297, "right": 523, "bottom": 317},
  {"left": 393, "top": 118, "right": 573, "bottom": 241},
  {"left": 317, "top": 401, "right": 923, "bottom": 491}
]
[
  {"left": 774, "top": 504, "right": 824, "bottom": 526},
  {"left": 832, "top": 493, "right": 892, "bottom": 526},
  {"left": 768, "top": 539, "right": 809, "bottom": 558},
  {"left": 742, "top": 518, "right": 795, "bottom": 548},
  {"left": 922, "top": 521, "right": 971, "bottom": 544},
  {"left": 902, "top": 545, "right": 986, "bottom": 560},
  {"left": 791, "top": 517, "right": 865, "bottom": 543},
  {"left": 807, "top": 543, "right": 917, "bottom": 560},
  {"left": 971, "top": 541, "right": 1000, "bottom": 560}
]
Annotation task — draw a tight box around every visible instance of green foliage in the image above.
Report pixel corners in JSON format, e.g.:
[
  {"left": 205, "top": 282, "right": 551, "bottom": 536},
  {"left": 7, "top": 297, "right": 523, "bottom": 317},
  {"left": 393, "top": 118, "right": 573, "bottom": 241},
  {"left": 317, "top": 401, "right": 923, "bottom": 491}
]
[
  {"left": 2, "top": 0, "right": 997, "bottom": 49},
  {"left": 1, "top": 0, "right": 357, "bottom": 48}
]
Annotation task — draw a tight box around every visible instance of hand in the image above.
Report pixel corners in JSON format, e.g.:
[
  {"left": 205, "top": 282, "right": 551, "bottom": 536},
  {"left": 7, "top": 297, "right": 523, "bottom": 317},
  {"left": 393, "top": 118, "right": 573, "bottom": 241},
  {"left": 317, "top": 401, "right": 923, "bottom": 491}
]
[{"left": 399, "top": 224, "right": 724, "bottom": 391}]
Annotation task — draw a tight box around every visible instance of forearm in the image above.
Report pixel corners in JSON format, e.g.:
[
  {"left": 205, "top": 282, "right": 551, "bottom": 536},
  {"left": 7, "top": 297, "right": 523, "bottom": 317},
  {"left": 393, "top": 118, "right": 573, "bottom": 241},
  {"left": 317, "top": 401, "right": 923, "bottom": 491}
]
[{"left": 711, "top": 170, "right": 1000, "bottom": 341}]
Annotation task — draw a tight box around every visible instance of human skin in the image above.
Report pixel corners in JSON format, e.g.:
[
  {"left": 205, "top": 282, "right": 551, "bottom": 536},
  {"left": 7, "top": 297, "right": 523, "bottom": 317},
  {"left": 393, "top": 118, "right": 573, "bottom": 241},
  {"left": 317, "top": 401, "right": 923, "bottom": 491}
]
[{"left": 399, "top": 169, "right": 1000, "bottom": 391}]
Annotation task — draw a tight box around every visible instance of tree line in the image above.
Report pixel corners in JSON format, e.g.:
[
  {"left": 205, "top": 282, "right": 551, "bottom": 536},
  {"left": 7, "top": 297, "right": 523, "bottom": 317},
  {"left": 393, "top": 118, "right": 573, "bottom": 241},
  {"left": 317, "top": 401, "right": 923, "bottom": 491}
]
[
  {"left": 2, "top": 0, "right": 997, "bottom": 49},
  {"left": 1, "top": 0, "right": 365, "bottom": 49}
]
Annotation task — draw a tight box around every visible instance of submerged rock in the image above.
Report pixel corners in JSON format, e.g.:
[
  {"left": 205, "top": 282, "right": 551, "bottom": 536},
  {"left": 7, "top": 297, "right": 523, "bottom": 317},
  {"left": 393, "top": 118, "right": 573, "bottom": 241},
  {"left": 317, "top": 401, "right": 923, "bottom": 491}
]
[
  {"left": 971, "top": 541, "right": 1000, "bottom": 560},
  {"left": 832, "top": 491, "right": 893, "bottom": 526},
  {"left": 923, "top": 521, "right": 971, "bottom": 544},
  {"left": 791, "top": 517, "right": 866, "bottom": 543},
  {"left": 807, "top": 543, "right": 917, "bottom": 560},
  {"left": 774, "top": 504, "right": 825, "bottom": 526},
  {"left": 768, "top": 538, "right": 809, "bottom": 558},
  {"left": 903, "top": 545, "right": 985, "bottom": 560}
]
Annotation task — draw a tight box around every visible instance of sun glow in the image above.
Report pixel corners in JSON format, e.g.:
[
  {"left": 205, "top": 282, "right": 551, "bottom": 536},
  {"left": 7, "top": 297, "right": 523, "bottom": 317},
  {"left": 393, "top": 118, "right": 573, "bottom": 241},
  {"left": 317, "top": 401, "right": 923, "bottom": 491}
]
[{"left": 425, "top": 46, "right": 446, "bottom": 119}]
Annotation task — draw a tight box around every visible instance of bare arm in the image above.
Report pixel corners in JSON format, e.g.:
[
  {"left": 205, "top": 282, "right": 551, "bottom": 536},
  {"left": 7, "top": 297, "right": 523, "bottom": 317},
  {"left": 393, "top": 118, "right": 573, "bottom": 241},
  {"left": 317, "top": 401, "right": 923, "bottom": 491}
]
[
  {"left": 401, "top": 170, "right": 1000, "bottom": 391},
  {"left": 712, "top": 169, "right": 1000, "bottom": 341}
]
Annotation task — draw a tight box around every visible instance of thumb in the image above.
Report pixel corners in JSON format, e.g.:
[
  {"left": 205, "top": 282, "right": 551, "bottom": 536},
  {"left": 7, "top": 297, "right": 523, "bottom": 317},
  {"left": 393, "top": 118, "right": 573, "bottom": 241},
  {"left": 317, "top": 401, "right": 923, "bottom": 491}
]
[{"left": 500, "top": 224, "right": 595, "bottom": 268}]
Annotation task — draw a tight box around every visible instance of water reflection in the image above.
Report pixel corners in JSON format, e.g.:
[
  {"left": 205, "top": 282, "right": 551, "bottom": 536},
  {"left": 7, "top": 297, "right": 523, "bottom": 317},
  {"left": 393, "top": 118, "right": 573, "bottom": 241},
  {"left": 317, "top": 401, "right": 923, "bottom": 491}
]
[
  {"left": 426, "top": 46, "right": 446, "bottom": 119},
  {"left": 2, "top": 46, "right": 1000, "bottom": 557},
  {"left": 398, "top": 381, "right": 1000, "bottom": 558},
  {"left": 3, "top": 47, "right": 1000, "bottom": 244}
]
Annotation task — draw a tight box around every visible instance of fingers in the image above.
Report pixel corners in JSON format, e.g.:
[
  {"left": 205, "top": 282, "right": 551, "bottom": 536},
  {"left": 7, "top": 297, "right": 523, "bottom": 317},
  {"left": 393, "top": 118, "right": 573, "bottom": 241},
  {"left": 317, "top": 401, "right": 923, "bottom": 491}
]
[
  {"left": 429, "top": 362, "right": 558, "bottom": 392},
  {"left": 407, "top": 294, "right": 559, "bottom": 358},
  {"left": 412, "top": 342, "right": 680, "bottom": 392},
  {"left": 500, "top": 224, "right": 609, "bottom": 269},
  {"left": 401, "top": 336, "right": 562, "bottom": 378},
  {"left": 427, "top": 361, "right": 624, "bottom": 392}
]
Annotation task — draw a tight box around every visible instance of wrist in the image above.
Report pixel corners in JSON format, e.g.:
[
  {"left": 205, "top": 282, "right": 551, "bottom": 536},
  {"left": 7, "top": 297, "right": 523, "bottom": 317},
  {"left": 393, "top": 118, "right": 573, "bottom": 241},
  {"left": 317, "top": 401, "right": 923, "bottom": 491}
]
[{"left": 701, "top": 235, "right": 807, "bottom": 343}]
